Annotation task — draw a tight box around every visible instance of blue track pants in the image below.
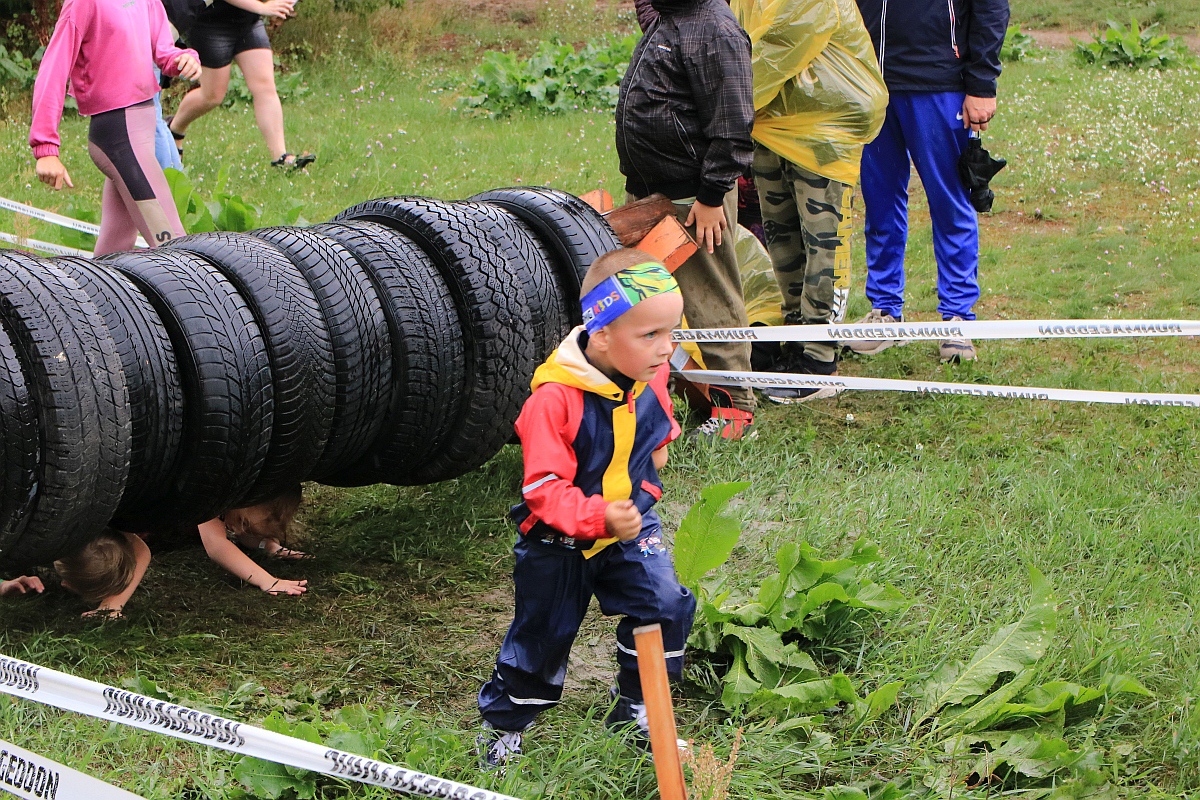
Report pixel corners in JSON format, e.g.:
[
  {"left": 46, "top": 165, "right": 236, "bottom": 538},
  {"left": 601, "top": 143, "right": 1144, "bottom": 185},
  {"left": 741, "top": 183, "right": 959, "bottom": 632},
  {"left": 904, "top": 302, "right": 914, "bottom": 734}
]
[
  {"left": 861, "top": 91, "right": 979, "bottom": 321},
  {"left": 478, "top": 516, "right": 696, "bottom": 733}
]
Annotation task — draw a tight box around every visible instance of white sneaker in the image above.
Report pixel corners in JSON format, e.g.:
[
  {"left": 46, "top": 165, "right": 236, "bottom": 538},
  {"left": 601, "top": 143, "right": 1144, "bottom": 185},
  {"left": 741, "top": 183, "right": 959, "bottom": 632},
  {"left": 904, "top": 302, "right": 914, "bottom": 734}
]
[
  {"left": 939, "top": 316, "right": 977, "bottom": 362},
  {"left": 841, "top": 309, "right": 907, "bottom": 355},
  {"left": 477, "top": 722, "right": 523, "bottom": 769}
]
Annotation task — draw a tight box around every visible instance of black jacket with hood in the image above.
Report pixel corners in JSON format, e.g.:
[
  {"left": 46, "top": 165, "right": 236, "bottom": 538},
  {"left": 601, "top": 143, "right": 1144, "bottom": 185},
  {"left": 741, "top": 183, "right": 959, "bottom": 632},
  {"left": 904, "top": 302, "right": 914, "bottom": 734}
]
[
  {"left": 616, "top": 0, "right": 755, "bottom": 207},
  {"left": 856, "top": 0, "right": 1009, "bottom": 97}
]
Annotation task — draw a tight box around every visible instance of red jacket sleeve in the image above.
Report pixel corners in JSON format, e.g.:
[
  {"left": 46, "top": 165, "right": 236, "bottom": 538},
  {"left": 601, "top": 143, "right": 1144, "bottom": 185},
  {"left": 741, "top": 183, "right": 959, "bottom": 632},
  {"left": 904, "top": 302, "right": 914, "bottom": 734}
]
[
  {"left": 650, "top": 362, "right": 681, "bottom": 450},
  {"left": 515, "top": 383, "right": 609, "bottom": 541}
]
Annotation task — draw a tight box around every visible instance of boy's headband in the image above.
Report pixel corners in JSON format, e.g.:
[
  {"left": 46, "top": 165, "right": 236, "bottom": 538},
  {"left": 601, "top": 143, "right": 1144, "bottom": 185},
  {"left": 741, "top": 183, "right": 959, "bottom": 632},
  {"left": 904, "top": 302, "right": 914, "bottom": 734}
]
[{"left": 580, "top": 262, "right": 680, "bottom": 333}]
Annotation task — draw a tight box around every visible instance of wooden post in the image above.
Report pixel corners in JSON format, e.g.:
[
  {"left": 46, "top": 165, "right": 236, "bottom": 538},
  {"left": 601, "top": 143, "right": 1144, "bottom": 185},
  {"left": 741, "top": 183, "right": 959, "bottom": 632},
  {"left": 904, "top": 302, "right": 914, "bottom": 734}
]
[{"left": 633, "top": 623, "right": 688, "bottom": 800}]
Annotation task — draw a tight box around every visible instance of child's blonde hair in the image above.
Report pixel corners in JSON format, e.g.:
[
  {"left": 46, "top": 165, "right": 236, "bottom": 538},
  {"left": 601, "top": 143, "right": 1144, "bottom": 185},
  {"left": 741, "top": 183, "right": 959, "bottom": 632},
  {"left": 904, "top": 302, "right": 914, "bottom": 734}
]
[
  {"left": 223, "top": 484, "right": 303, "bottom": 542},
  {"left": 54, "top": 530, "right": 137, "bottom": 605},
  {"left": 580, "top": 248, "right": 664, "bottom": 296}
]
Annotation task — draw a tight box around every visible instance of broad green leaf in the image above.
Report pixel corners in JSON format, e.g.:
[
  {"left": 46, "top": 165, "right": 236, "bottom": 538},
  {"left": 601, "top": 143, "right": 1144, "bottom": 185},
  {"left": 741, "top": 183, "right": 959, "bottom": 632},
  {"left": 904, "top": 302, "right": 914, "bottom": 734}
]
[
  {"left": 719, "top": 641, "right": 762, "bottom": 707},
  {"left": 673, "top": 481, "right": 750, "bottom": 588},
  {"left": 723, "top": 624, "right": 818, "bottom": 687},
  {"left": 233, "top": 757, "right": 316, "bottom": 799},
  {"left": 751, "top": 673, "right": 859, "bottom": 715},
  {"left": 855, "top": 681, "right": 905, "bottom": 723},
  {"left": 969, "top": 731, "right": 1089, "bottom": 781},
  {"left": 787, "top": 581, "right": 851, "bottom": 626},
  {"left": 915, "top": 567, "right": 1057, "bottom": 728},
  {"left": 845, "top": 581, "right": 908, "bottom": 613},
  {"left": 935, "top": 668, "right": 1037, "bottom": 734}
]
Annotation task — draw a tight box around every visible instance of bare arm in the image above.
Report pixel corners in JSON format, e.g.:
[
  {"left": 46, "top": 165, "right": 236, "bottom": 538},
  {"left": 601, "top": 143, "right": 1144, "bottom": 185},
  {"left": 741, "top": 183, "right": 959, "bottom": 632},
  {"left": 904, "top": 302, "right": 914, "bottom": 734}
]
[
  {"left": 220, "top": 0, "right": 295, "bottom": 19},
  {"left": 197, "top": 518, "right": 307, "bottom": 595},
  {"left": 88, "top": 533, "right": 151, "bottom": 617},
  {"left": 653, "top": 446, "right": 669, "bottom": 470}
]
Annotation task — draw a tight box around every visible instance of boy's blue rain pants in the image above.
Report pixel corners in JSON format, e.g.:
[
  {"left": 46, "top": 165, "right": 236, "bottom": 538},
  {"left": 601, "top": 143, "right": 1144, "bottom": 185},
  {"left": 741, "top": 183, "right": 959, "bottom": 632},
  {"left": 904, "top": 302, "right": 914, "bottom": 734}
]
[
  {"left": 861, "top": 90, "right": 980, "bottom": 321},
  {"left": 479, "top": 515, "right": 696, "bottom": 733}
]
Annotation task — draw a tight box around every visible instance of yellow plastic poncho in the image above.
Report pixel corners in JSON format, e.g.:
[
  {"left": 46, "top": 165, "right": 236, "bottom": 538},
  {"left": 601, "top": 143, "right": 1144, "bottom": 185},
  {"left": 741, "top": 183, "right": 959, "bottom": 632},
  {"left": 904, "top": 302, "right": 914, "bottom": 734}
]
[{"left": 731, "top": 0, "right": 889, "bottom": 186}]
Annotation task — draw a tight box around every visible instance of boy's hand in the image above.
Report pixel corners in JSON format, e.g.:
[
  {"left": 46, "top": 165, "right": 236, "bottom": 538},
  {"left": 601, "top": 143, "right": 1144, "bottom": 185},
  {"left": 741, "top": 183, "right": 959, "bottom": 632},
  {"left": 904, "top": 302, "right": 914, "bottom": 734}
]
[
  {"left": 35, "top": 156, "right": 73, "bottom": 190},
  {"left": 0, "top": 576, "right": 44, "bottom": 597},
  {"left": 605, "top": 500, "right": 642, "bottom": 541},
  {"left": 175, "top": 53, "right": 202, "bottom": 81},
  {"left": 962, "top": 95, "right": 997, "bottom": 133},
  {"left": 685, "top": 201, "right": 726, "bottom": 254}
]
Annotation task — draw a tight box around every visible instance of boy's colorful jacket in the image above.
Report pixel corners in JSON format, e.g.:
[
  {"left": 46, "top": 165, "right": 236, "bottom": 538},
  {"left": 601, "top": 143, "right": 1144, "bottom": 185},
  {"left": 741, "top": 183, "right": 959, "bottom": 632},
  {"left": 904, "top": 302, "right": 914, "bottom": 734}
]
[{"left": 511, "top": 327, "right": 681, "bottom": 558}]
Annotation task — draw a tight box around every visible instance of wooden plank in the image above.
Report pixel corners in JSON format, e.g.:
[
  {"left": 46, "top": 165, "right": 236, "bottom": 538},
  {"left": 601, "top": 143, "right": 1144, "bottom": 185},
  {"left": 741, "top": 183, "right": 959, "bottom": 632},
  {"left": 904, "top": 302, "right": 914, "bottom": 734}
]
[
  {"left": 604, "top": 193, "right": 678, "bottom": 246},
  {"left": 634, "top": 215, "right": 696, "bottom": 273},
  {"left": 634, "top": 624, "right": 689, "bottom": 800},
  {"left": 578, "top": 189, "right": 614, "bottom": 213}
]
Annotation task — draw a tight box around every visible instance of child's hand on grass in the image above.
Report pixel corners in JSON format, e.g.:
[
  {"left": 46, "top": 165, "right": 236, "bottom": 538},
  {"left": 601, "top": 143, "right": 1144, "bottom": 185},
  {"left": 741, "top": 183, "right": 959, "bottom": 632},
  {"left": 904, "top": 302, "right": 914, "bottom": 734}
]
[
  {"left": 35, "top": 156, "right": 73, "bottom": 190},
  {"left": 605, "top": 500, "right": 642, "bottom": 541},
  {"left": 257, "top": 576, "right": 308, "bottom": 596},
  {"left": 175, "top": 53, "right": 202, "bottom": 81},
  {"left": 0, "top": 576, "right": 44, "bottom": 597}
]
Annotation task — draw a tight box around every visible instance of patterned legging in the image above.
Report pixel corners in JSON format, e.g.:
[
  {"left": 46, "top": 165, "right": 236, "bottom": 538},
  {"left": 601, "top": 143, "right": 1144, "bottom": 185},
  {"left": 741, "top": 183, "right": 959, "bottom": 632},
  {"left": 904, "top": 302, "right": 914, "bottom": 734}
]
[{"left": 88, "top": 99, "right": 185, "bottom": 256}]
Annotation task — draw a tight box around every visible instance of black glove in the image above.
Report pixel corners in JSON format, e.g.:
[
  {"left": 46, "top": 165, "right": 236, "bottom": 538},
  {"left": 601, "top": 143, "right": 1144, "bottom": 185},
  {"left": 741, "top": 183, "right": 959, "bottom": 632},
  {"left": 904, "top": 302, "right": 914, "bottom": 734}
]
[{"left": 958, "top": 136, "right": 1007, "bottom": 213}]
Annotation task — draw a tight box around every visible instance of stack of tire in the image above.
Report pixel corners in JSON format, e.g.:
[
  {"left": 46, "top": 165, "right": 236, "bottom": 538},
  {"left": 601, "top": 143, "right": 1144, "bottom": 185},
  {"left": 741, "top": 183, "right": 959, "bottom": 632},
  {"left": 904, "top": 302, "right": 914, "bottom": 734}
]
[{"left": 0, "top": 188, "right": 619, "bottom": 572}]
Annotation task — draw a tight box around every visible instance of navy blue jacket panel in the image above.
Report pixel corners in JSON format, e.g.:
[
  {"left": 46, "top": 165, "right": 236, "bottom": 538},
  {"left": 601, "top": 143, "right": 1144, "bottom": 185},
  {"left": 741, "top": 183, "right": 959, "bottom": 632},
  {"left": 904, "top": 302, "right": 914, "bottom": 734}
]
[{"left": 856, "top": 0, "right": 1010, "bottom": 97}]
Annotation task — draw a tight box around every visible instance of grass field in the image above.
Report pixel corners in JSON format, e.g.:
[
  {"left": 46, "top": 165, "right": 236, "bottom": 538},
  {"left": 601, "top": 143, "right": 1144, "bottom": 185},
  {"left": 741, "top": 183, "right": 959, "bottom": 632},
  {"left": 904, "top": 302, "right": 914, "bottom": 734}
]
[{"left": 1, "top": 2, "right": 1199, "bottom": 797}]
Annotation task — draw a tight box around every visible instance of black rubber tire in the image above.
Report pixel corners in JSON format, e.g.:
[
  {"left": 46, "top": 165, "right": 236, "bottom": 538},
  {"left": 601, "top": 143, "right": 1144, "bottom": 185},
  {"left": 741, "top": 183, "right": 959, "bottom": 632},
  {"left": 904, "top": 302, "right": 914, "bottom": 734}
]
[
  {"left": 334, "top": 197, "right": 535, "bottom": 481},
  {"left": 0, "top": 251, "right": 131, "bottom": 569},
  {"left": 166, "top": 232, "right": 336, "bottom": 502},
  {"left": 458, "top": 201, "right": 569, "bottom": 363},
  {"left": 468, "top": 186, "right": 622, "bottom": 323},
  {"left": 53, "top": 256, "right": 185, "bottom": 521},
  {"left": 103, "top": 249, "right": 273, "bottom": 529},
  {"left": 0, "top": 320, "right": 39, "bottom": 564},
  {"left": 249, "top": 226, "right": 393, "bottom": 479},
  {"left": 311, "top": 221, "right": 464, "bottom": 485}
]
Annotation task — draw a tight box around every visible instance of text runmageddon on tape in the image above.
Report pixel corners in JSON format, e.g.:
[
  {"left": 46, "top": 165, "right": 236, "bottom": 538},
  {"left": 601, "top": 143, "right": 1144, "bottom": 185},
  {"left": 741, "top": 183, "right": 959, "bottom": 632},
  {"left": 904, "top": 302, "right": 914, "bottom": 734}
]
[
  {"left": 678, "top": 368, "right": 1200, "bottom": 407},
  {"left": 0, "top": 654, "right": 521, "bottom": 800},
  {"left": 0, "top": 738, "right": 146, "bottom": 800},
  {"left": 673, "top": 318, "right": 1200, "bottom": 343}
]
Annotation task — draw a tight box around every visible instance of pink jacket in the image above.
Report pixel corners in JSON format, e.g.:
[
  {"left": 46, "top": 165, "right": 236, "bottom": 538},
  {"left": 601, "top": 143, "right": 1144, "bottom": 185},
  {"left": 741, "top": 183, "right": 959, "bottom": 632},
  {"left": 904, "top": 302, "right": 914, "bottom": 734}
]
[{"left": 30, "top": 0, "right": 198, "bottom": 158}]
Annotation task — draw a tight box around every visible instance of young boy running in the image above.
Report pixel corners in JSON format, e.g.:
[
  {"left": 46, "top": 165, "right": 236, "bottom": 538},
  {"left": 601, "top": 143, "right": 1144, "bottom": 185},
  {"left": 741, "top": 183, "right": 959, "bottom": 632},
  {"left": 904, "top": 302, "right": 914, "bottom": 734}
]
[{"left": 477, "top": 249, "right": 696, "bottom": 768}]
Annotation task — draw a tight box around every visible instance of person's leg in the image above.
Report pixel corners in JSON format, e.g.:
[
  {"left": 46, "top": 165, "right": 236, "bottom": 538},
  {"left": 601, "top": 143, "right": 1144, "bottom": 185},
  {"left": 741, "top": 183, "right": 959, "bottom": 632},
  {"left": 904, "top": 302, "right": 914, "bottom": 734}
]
[
  {"left": 91, "top": 177, "right": 140, "bottom": 256},
  {"left": 233, "top": 47, "right": 287, "bottom": 161},
  {"left": 478, "top": 537, "right": 593, "bottom": 732},
  {"left": 860, "top": 97, "right": 912, "bottom": 320},
  {"left": 88, "top": 102, "right": 185, "bottom": 255},
  {"left": 171, "top": 65, "right": 232, "bottom": 134},
  {"left": 593, "top": 516, "right": 696, "bottom": 705},
  {"left": 669, "top": 187, "right": 754, "bottom": 412},
  {"left": 903, "top": 91, "right": 979, "bottom": 321}
]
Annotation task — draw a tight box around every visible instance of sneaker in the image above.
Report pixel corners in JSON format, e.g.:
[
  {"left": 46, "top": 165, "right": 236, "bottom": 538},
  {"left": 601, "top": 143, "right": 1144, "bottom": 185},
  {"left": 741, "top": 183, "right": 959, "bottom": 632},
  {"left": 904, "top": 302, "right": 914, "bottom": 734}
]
[
  {"left": 691, "top": 406, "right": 756, "bottom": 441},
  {"left": 604, "top": 688, "right": 687, "bottom": 753},
  {"left": 841, "top": 309, "right": 906, "bottom": 355},
  {"left": 939, "top": 316, "right": 977, "bottom": 363},
  {"left": 476, "top": 722, "right": 523, "bottom": 770},
  {"left": 760, "top": 349, "right": 840, "bottom": 405}
]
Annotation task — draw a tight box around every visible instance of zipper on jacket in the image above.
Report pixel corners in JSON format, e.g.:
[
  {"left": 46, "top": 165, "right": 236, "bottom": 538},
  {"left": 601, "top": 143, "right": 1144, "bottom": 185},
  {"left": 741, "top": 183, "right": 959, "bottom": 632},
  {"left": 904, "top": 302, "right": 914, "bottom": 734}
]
[
  {"left": 947, "top": 0, "right": 960, "bottom": 58},
  {"left": 671, "top": 110, "right": 699, "bottom": 161},
  {"left": 878, "top": 0, "right": 888, "bottom": 77},
  {"left": 617, "top": 35, "right": 655, "bottom": 194}
]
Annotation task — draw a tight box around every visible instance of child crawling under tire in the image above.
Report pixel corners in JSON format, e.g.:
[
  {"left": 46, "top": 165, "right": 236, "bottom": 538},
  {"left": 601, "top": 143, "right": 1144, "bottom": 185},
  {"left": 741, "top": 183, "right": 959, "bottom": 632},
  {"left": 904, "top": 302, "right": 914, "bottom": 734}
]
[{"left": 48, "top": 486, "right": 309, "bottom": 618}]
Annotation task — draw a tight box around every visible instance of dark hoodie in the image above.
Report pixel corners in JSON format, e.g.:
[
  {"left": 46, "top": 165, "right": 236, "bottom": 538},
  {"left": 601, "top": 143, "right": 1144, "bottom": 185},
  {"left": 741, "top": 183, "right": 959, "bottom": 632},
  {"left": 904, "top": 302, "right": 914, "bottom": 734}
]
[{"left": 616, "top": 0, "right": 755, "bottom": 207}]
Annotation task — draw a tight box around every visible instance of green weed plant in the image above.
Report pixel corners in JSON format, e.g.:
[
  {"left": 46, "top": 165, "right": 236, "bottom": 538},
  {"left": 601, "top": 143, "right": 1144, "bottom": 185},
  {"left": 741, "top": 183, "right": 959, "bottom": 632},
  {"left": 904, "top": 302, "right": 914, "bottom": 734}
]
[
  {"left": 459, "top": 35, "right": 639, "bottom": 117},
  {"left": 1001, "top": 26, "right": 1037, "bottom": 63},
  {"left": 677, "top": 482, "right": 906, "bottom": 715},
  {"left": 164, "top": 166, "right": 307, "bottom": 233},
  {"left": 1073, "top": 18, "right": 1195, "bottom": 70}
]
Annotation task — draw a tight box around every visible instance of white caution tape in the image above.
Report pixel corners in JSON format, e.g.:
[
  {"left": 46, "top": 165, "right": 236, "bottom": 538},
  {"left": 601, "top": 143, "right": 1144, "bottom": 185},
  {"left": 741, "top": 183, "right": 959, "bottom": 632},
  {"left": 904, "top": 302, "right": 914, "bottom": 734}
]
[
  {"left": 678, "top": 368, "right": 1200, "bottom": 407},
  {"left": 0, "top": 738, "right": 146, "bottom": 800},
  {"left": 0, "top": 232, "right": 93, "bottom": 259},
  {"left": 0, "top": 654, "right": 521, "bottom": 800},
  {"left": 0, "top": 196, "right": 146, "bottom": 248},
  {"left": 673, "top": 319, "right": 1200, "bottom": 343}
]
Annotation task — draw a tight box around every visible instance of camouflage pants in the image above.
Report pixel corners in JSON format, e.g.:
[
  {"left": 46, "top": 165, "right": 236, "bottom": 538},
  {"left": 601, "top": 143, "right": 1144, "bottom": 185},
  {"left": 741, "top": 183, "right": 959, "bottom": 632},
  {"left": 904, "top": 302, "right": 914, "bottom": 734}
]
[{"left": 752, "top": 147, "right": 852, "bottom": 364}]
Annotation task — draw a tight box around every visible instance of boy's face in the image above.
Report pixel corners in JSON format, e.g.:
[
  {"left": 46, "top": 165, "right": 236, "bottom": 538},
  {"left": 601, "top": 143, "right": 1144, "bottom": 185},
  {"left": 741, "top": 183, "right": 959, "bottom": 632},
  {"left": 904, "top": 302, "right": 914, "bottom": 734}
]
[{"left": 588, "top": 291, "right": 684, "bottom": 384}]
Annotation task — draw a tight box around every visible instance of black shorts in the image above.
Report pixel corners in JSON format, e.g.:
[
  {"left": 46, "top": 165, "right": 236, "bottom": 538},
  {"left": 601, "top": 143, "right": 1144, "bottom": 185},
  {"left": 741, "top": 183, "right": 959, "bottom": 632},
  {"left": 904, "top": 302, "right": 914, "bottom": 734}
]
[{"left": 189, "top": 17, "right": 271, "bottom": 69}]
